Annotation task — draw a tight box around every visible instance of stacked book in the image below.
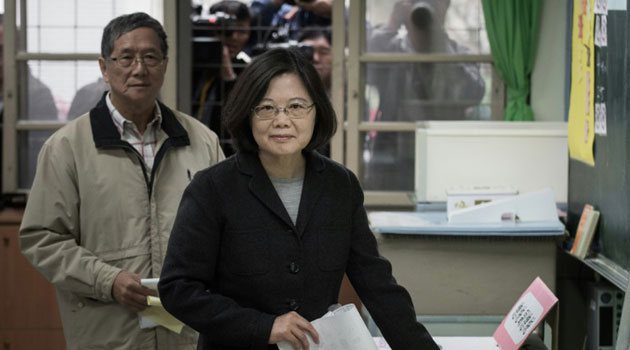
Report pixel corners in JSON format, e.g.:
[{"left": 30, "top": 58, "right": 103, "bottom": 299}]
[{"left": 571, "top": 204, "right": 601, "bottom": 259}]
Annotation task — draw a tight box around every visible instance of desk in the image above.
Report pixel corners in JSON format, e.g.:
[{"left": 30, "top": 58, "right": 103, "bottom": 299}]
[
  {"left": 374, "top": 335, "right": 549, "bottom": 350},
  {"left": 369, "top": 211, "right": 565, "bottom": 316}
]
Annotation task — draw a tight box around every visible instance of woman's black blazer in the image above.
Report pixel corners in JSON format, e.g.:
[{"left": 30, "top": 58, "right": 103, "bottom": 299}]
[{"left": 159, "top": 151, "right": 438, "bottom": 350}]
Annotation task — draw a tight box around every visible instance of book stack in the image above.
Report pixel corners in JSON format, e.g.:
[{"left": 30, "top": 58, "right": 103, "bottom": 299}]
[{"left": 571, "top": 204, "right": 601, "bottom": 259}]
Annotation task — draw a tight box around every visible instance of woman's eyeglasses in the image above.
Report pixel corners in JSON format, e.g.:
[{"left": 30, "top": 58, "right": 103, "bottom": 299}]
[{"left": 253, "top": 103, "right": 315, "bottom": 120}]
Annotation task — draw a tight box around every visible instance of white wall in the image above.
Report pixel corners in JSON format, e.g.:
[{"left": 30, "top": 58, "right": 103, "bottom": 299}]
[{"left": 531, "top": 0, "right": 568, "bottom": 122}]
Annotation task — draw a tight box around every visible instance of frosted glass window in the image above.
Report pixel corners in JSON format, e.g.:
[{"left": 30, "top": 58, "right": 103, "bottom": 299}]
[
  {"left": 21, "top": 61, "right": 106, "bottom": 121},
  {"left": 24, "top": 0, "right": 163, "bottom": 53},
  {"left": 365, "top": 0, "right": 489, "bottom": 54}
]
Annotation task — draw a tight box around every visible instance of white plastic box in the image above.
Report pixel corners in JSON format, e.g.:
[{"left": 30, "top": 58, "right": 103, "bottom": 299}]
[{"left": 415, "top": 121, "right": 568, "bottom": 205}]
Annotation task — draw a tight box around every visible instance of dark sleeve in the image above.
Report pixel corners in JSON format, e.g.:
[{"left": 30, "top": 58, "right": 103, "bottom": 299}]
[
  {"left": 250, "top": 0, "right": 280, "bottom": 27},
  {"left": 158, "top": 173, "right": 276, "bottom": 349},
  {"left": 344, "top": 171, "right": 439, "bottom": 350}
]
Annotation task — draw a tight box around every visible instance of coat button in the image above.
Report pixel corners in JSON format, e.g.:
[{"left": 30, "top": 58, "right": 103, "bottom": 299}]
[
  {"left": 288, "top": 299, "right": 300, "bottom": 311},
  {"left": 289, "top": 262, "right": 300, "bottom": 274},
  {"left": 77, "top": 302, "right": 84, "bottom": 308}
]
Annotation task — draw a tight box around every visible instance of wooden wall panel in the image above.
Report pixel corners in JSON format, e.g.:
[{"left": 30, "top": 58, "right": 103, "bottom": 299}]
[
  {"left": 0, "top": 209, "right": 65, "bottom": 349},
  {"left": 0, "top": 330, "right": 65, "bottom": 350}
]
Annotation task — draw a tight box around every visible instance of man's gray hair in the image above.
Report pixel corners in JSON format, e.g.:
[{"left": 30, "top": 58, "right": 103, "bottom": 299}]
[{"left": 101, "top": 12, "right": 168, "bottom": 58}]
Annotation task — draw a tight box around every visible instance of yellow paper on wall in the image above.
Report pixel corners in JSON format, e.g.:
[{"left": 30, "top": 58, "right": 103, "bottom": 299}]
[
  {"left": 568, "top": 0, "right": 595, "bottom": 165},
  {"left": 138, "top": 296, "right": 185, "bottom": 334}
]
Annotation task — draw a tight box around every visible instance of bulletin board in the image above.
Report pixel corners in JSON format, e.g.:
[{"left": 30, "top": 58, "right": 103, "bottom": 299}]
[{"left": 567, "top": 0, "right": 630, "bottom": 271}]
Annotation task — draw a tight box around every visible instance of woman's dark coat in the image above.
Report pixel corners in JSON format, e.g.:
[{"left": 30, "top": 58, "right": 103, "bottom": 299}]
[{"left": 159, "top": 151, "right": 438, "bottom": 350}]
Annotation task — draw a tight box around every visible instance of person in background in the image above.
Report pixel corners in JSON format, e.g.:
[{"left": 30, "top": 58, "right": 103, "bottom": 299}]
[
  {"left": 19, "top": 12, "right": 224, "bottom": 350},
  {"left": 21, "top": 68, "right": 58, "bottom": 188},
  {"left": 67, "top": 77, "right": 109, "bottom": 120},
  {"left": 194, "top": 0, "right": 251, "bottom": 156},
  {"left": 158, "top": 48, "right": 439, "bottom": 350},
  {"left": 364, "top": 0, "right": 486, "bottom": 191},
  {"left": 0, "top": 15, "right": 58, "bottom": 189},
  {"left": 298, "top": 28, "right": 332, "bottom": 94},
  {"left": 250, "top": 0, "right": 332, "bottom": 47},
  {"left": 298, "top": 28, "right": 332, "bottom": 157}
]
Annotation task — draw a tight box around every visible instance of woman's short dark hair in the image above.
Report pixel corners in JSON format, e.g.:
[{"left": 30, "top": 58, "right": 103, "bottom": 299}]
[
  {"left": 224, "top": 48, "right": 337, "bottom": 153},
  {"left": 101, "top": 12, "right": 168, "bottom": 58}
]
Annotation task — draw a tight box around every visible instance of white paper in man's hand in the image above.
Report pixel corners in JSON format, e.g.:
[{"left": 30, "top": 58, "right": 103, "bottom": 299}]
[
  {"left": 139, "top": 278, "right": 160, "bottom": 329},
  {"left": 278, "top": 304, "right": 378, "bottom": 350}
]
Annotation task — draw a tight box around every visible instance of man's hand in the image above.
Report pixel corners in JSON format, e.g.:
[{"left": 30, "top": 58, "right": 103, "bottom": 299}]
[
  {"left": 269, "top": 311, "right": 320, "bottom": 350},
  {"left": 296, "top": 0, "right": 333, "bottom": 18},
  {"left": 111, "top": 271, "right": 157, "bottom": 313}
]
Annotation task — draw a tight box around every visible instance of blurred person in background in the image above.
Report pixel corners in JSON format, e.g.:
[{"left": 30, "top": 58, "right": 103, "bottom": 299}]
[
  {"left": 298, "top": 28, "right": 332, "bottom": 157},
  {"left": 364, "top": 0, "right": 485, "bottom": 190},
  {"left": 67, "top": 77, "right": 109, "bottom": 120},
  {"left": 250, "top": 0, "right": 332, "bottom": 48},
  {"left": 0, "top": 14, "right": 58, "bottom": 189},
  {"left": 194, "top": 0, "right": 252, "bottom": 156},
  {"left": 298, "top": 28, "right": 332, "bottom": 94}
]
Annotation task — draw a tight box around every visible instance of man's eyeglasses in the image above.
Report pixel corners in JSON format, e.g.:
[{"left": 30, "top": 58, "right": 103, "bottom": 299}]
[
  {"left": 253, "top": 103, "right": 315, "bottom": 120},
  {"left": 107, "top": 54, "right": 166, "bottom": 68}
]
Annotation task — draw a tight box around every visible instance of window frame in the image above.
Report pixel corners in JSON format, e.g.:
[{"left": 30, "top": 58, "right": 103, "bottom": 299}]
[
  {"left": 334, "top": 0, "right": 505, "bottom": 207},
  {"left": 2, "top": 0, "right": 503, "bottom": 198},
  {"left": 1, "top": 0, "right": 176, "bottom": 192}
]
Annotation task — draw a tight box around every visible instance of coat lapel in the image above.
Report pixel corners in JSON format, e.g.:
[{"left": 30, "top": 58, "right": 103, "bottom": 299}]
[
  {"left": 237, "top": 152, "right": 296, "bottom": 230},
  {"left": 295, "top": 152, "right": 325, "bottom": 237}
]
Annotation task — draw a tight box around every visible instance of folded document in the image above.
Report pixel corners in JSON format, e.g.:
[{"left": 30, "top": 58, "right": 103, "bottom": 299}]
[
  {"left": 138, "top": 278, "right": 185, "bottom": 334},
  {"left": 278, "top": 304, "right": 377, "bottom": 350}
]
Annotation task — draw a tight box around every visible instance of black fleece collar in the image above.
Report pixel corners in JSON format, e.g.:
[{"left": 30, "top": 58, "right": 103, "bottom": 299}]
[{"left": 89, "top": 92, "right": 190, "bottom": 149}]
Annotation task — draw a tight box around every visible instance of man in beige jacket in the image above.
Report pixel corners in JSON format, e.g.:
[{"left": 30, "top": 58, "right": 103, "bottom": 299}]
[{"left": 19, "top": 12, "right": 224, "bottom": 350}]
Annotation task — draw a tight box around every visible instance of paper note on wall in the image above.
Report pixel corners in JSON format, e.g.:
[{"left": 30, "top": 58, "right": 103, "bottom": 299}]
[{"left": 568, "top": 0, "right": 596, "bottom": 165}]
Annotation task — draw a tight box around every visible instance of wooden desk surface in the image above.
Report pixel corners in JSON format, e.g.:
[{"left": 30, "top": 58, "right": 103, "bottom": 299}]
[
  {"left": 0, "top": 208, "right": 24, "bottom": 224},
  {"left": 0, "top": 207, "right": 66, "bottom": 350}
]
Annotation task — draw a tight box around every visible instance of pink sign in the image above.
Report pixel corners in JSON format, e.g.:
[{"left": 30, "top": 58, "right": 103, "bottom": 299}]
[{"left": 493, "top": 277, "right": 558, "bottom": 350}]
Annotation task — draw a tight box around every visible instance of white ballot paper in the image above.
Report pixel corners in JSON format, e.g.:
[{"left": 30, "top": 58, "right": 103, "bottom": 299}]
[
  {"left": 139, "top": 278, "right": 160, "bottom": 329},
  {"left": 138, "top": 278, "right": 185, "bottom": 334},
  {"left": 278, "top": 304, "right": 378, "bottom": 350}
]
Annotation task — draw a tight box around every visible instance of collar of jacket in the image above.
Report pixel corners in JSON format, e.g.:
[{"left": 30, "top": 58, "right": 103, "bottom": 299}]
[
  {"left": 88, "top": 92, "right": 190, "bottom": 149},
  {"left": 234, "top": 150, "right": 326, "bottom": 176},
  {"left": 235, "top": 150, "right": 327, "bottom": 234}
]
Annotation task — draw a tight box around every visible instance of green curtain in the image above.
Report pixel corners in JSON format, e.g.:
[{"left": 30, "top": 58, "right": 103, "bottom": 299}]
[{"left": 482, "top": 0, "right": 542, "bottom": 121}]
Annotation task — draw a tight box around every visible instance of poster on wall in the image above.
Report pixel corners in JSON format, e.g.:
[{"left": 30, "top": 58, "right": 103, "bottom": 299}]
[
  {"left": 594, "top": 3, "right": 608, "bottom": 136},
  {"left": 568, "top": 0, "right": 596, "bottom": 165}
]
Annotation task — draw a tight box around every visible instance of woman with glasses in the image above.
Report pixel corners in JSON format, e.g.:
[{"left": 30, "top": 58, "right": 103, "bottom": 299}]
[{"left": 158, "top": 48, "right": 439, "bottom": 350}]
